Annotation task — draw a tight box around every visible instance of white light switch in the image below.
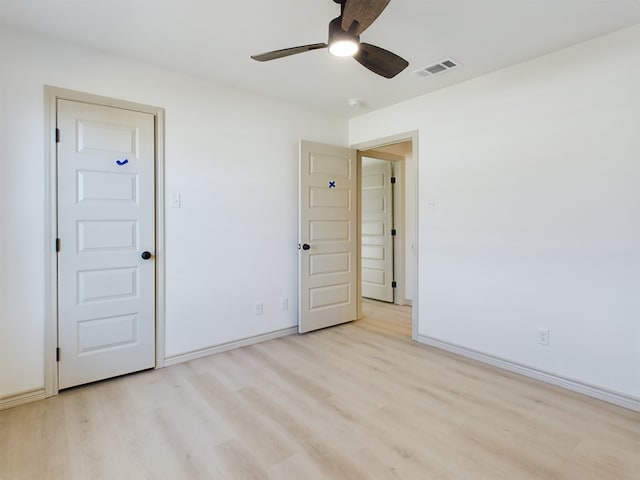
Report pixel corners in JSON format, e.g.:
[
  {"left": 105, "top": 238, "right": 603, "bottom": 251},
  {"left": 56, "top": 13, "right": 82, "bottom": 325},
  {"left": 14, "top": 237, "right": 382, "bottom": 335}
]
[{"left": 170, "top": 193, "right": 181, "bottom": 208}]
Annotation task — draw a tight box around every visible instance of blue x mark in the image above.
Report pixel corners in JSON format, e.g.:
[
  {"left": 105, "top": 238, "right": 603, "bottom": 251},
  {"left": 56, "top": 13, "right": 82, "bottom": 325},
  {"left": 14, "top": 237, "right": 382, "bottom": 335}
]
[{"left": 329, "top": 181, "right": 336, "bottom": 188}]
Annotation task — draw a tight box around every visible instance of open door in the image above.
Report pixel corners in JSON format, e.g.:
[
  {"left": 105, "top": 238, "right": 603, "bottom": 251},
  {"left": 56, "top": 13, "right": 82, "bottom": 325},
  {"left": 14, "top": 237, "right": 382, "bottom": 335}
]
[
  {"left": 299, "top": 140, "right": 358, "bottom": 333},
  {"left": 361, "top": 157, "right": 394, "bottom": 302}
]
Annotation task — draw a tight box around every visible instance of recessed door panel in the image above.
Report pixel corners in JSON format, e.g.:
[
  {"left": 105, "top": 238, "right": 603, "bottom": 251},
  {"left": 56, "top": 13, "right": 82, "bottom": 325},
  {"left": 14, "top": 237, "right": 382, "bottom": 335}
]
[
  {"left": 77, "top": 120, "right": 138, "bottom": 154},
  {"left": 309, "top": 220, "right": 351, "bottom": 242},
  {"left": 362, "top": 268, "right": 385, "bottom": 285},
  {"left": 309, "top": 284, "right": 351, "bottom": 311},
  {"left": 78, "top": 267, "right": 138, "bottom": 304},
  {"left": 362, "top": 222, "right": 384, "bottom": 236},
  {"left": 362, "top": 172, "right": 385, "bottom": 188},
  {"left": 78, "top": 314, "right": 138, "bottom": 354},
  {"left": 78, "top": 220, "right": 138, "bottom": 252},
  {"left": 362, "top": 191, "right": 385, "bottom": 212},
  {"left": 78, "top": 171, "right": 138, "bottom": 203},
  {"left": 310, "top": 187, "right": 351, "bottom": 209},
  {"left": 309, "top": 252, "right": 351, "bottom": 276},
  {"left": 310, "top": 153, "right": 351, "bottom": 178},
  {"left": 362, "top": 245, "right": 386, "bottom": 260}
]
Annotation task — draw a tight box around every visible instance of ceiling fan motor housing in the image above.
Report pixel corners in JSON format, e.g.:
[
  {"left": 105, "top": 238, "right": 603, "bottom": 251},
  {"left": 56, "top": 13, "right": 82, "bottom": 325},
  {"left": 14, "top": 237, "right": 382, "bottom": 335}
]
[
  {"left": 328, "top": 16, "right": 360, "bottom": 55},
  {"left": 330, "top": 16, "right": 359, "bottom": 42}
]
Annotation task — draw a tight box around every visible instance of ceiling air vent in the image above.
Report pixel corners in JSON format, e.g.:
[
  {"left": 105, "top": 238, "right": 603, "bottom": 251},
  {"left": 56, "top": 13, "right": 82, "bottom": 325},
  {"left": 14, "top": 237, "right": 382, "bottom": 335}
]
[{"left": 415, "top": 57, "right": 461, "bottom": 78}]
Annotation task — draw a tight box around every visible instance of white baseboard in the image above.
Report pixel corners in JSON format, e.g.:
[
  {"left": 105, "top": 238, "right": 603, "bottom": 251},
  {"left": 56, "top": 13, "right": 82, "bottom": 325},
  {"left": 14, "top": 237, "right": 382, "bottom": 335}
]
[
  {"left": 1, "top": 328, "right": 297, "bottom": 408},
  {"left": 163, "top": 326, "right": 298, "bottom": 367},
  {"left": 416, "top": 334, "right": 640, "bottom": 412},
  {"left": 0, "top": 388, "right": 46, "bottom": 411}
]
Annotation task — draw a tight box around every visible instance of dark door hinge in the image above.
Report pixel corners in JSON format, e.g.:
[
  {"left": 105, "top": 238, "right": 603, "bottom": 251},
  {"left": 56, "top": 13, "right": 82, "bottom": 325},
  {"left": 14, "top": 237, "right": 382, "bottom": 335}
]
[
  {"left": 391, "top": 229, "right": 397, "bottom": 236},
  {"left": 55, "top": 128, "right": 60, "bottom": 143},
  {"left": 56, "top": 347, "right": 60, "bottom": 362},
  {"left": 56, "top": 238, "right": 60, "bottom": 252},
  {"left": 391, "top": 176, "right": 396, "bottom": 184},
  {"left": 392, "top": 281, "right": 397, "bottom": 288}
]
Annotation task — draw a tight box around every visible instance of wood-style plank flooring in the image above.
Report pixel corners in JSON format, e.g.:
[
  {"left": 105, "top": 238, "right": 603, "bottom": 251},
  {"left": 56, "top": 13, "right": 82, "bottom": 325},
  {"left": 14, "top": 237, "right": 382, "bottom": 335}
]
[{"left": 1, "top": 300, "right": 639, "bottom": 479}]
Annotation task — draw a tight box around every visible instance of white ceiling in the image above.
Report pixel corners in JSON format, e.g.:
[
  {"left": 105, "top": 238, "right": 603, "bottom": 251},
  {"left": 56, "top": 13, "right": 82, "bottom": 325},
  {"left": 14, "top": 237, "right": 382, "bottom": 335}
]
[{"left": 2, "top": 0, "right": 640, "bottom": 118}]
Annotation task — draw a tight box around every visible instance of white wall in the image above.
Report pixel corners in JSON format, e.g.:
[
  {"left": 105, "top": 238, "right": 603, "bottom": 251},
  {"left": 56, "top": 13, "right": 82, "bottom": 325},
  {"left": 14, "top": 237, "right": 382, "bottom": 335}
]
[
  {"left": 350, "top": 25, "right": 640, "bottom": 399},
  {"left": 0, "top": 28, "right": 347, "bottom": 398}
]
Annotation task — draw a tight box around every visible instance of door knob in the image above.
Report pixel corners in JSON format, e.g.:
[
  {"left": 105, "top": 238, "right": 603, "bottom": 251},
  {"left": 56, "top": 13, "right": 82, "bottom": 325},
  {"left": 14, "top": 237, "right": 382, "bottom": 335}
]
[
  {"left": 302, "top": 243, "right": 311, "bottom": 251},
  {"left": 141, "top": 251, "right": 153, "bottom": 260}
]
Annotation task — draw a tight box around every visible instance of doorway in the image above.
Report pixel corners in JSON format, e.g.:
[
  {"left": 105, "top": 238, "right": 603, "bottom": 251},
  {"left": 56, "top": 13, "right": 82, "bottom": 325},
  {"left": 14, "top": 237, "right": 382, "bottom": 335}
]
[
  {"left": 354, "top": 132, "right": 419, "bottom": 339},
  {"left": 44, "top": 87, "right": 166, "bottom": 396},
  {"left": 361, "top": 141, "right": 413, "bottom": 307},
  {"left": 298, "top": 133, "right": 418, "bottom": 338}
]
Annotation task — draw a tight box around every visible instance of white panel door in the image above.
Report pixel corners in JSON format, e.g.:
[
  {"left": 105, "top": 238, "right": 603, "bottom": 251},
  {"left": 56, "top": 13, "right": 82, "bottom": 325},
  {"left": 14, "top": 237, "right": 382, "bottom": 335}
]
[
  {"left": 361, "top": 158, "right": 394, "bottom": 302},
  {"left": 299, "top": 141, "right": 358, "bottom": 333},
  {"left": 57, "top": 99, "right": 156, "bottom": 389}
]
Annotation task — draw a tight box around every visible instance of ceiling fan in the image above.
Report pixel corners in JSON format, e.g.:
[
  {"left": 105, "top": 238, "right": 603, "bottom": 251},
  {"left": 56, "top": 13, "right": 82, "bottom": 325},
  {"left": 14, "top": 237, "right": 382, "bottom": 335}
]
[{"left": 251, "top": 0, "right": 409, "bottom": 79}]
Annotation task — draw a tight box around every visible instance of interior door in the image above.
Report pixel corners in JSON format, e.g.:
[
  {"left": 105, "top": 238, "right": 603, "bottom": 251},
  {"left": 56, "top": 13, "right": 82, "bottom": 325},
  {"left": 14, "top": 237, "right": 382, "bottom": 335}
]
[
  {"left": 299, "top": 140, "right": 358, "bottom": 333},
  {"left": 361, "top": 157, "right": 394, "bottom": 302},
  {"left": 57, "top": 99, "right": 156, "bottom": 389}
]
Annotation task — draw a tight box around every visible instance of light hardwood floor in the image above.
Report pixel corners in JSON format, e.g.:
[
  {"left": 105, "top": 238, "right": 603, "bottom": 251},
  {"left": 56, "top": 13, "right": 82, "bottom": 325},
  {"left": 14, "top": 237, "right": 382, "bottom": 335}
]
[{"left": 1, "top": 300, "right": 639, "bottom": 479}]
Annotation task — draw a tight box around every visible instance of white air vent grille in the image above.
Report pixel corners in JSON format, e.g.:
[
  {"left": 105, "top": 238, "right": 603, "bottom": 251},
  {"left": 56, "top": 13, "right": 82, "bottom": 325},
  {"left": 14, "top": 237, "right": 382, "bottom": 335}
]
[{"left": 415, "top": 57, "right": 461, "bottom": 78}]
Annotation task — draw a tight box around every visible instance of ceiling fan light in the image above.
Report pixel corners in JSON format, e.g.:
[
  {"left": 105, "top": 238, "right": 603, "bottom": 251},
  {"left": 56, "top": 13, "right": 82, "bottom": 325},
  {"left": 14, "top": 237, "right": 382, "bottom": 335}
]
[{"left": 329, "top": 39, "right": 359, "bottom": 57}]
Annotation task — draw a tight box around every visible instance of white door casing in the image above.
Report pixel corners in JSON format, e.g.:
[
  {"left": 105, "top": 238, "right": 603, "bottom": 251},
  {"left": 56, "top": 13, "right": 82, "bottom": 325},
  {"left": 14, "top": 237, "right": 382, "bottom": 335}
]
[
  {"left": 299, "top": 141, "right": 358, "bottom": 333},
  {"left": 361, "top": 157, "right": 394, "bottom": 302},
  {"left": 57, "top": 99, "right": 156, "bottom": 389}
]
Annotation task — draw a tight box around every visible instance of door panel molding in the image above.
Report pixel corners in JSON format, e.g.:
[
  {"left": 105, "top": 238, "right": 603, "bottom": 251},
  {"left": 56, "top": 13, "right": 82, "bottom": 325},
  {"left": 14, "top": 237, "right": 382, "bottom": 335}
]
[{"left": 44, "top": 86, "right": 166, "bottom": 397}]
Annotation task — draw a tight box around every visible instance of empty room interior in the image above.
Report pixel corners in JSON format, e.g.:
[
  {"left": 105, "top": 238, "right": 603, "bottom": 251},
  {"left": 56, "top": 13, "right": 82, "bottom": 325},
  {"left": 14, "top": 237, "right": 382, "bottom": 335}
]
[{"left": 1, "top": 1, "right": 639, "bottom": 478}]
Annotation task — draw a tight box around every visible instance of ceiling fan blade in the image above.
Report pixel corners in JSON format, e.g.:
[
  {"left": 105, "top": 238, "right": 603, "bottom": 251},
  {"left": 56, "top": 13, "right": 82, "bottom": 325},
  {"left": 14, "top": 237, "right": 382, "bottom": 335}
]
[
  {"left": 341, "top": 0, "right": 391, "bottom": 35},
  {"left": 354, "top": 42, "right": 409, "bottom": 78},
  {"left": 251, "top": 43, "right": 327, "bottom": 62}
]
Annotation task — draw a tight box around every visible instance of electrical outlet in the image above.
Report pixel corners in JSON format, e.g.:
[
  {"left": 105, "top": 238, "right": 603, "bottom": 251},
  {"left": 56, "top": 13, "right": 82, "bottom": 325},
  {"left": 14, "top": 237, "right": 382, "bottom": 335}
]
[
  {"left": 537, "top": 328, "right": 550, "bottom": 346},
  {"left": 280, "top": 297, "right": 288, "bottom": 311},
  {"left": 255, "top": 302, "right": 263, "bottom": 316}
]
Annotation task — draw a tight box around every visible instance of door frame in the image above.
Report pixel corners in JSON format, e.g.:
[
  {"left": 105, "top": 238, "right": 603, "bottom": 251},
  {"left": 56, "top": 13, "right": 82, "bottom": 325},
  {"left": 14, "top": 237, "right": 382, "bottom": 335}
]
[
  {"left": 43, "top": 86, "right": 166, "bottom": 397},
  {"left": 352, "top": 131, "right": 419, "bottom": 340}
]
